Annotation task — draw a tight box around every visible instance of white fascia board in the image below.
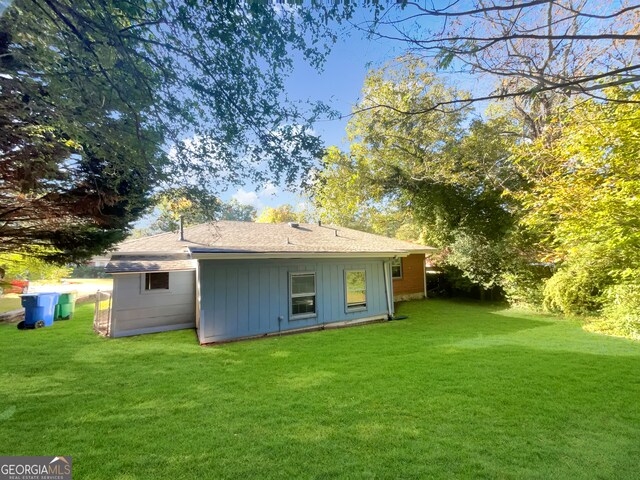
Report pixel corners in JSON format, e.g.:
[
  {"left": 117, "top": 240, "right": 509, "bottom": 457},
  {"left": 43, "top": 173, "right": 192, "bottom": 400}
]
[
  {"left": 107, "top": 268, "right": 196, "bottom": 275},
  {"left": 111, "top": 250, "right": 190, "bottom": 256},
  {"left": 405, "top": 248, "right": 439, "bottom": 254},
  {"left": 189, "top": 251, "right": 411, "bottom": 260}
]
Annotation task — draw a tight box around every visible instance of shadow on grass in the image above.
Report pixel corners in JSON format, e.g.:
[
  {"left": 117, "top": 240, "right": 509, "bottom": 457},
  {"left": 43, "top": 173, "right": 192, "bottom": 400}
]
[{"left": 1, "top": 300, "right": 640, "bottom": 479}]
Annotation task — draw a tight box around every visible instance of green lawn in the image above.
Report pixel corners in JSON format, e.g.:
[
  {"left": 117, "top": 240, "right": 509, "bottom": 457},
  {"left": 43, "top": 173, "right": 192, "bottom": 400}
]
[{"left": 1, "top": 300, "right": 639, "bottom": 479}]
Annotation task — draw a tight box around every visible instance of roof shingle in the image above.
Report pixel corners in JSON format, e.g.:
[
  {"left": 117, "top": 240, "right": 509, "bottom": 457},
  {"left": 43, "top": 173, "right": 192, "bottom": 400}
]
[
  {"left": 113, "top": 221, "right": 435, "bottom": 255},
  {"left": 105, "top": 254, "right": 196, "bottom": 274}
]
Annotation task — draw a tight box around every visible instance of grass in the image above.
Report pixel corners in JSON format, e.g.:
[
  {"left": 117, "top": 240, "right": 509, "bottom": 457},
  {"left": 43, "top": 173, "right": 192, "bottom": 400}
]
[
  {"left": 1, "top": 300, "right": 639, "bottom": 479},
  {"left": 0, "top": 295, "right": 21, "bottom": 313}
]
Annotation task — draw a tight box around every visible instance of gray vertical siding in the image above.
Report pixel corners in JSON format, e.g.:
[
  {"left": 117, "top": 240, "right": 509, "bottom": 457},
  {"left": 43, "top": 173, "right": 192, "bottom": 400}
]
[
  {"left": 198, "top": 258, "right": 390, "bottom": 343},
  {"left": 111, "top": 270, "right": 196, "bottom": 337}
]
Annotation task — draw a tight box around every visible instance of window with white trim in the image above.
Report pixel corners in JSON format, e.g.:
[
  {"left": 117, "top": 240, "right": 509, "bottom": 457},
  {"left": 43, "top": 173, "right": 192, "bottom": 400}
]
[
  {"left": 145, "top": 272, "right": 169, "bottom": 290},
  {"left": 345, "top": 270, "right": 367, "bottom": 311},
  {"left": 391, "top": 258, "right": 403, "bottom": 279},
  {"left": 290, "top": 272, "right": 316, "bottom": 319}
]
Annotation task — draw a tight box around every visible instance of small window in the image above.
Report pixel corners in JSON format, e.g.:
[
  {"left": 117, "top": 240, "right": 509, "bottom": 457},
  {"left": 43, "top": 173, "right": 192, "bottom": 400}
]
[
  {"left": 145, "top": 272, "right": 169, "bottom": 291},
  {"left": 391, "top": 258, "right": 403, "bottom": 279},
  {"left": 345, "top": 270, "right": 367, "bottom": 311},
  {"left": 290, "top": 273, "right": 316, "bottom": 319}
]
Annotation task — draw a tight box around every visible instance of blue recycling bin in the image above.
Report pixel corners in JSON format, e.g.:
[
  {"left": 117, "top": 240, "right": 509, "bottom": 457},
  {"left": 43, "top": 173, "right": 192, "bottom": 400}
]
[{"left": 20, "top": 293, "right": 60, "bottom": 329}]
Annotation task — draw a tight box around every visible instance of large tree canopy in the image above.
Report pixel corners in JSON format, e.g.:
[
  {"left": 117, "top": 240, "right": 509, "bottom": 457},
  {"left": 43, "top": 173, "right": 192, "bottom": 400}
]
[
  {"left": 315, "top": 56, "right": 640, "bottom": 335},
  {"left": 0, "top": 0, "right": 356, "bottom": 261},
  {"left": 0, "top": 9, "right": 160, "bottom": 261},
  {"left": 514, "top": 88, "right": 640, "bottom": 320},
  {"left": 313, "top": 57, "right": 520, "bottom": 288},
  {"left": 360, "top": 0, "right": 640, "bottom": 122}
]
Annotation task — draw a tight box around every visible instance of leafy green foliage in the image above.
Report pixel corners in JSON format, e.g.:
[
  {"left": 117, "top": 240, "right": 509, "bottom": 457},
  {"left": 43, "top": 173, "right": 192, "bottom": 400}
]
[
  {"left": 543, "top": 263, "right": 607, "bottom": 316},
  {"left": 0, "top": 7, "right": 159, "bottom": 261},
  {"left": 69, "top": 265, "right": 109, "bottom": 279},
  {"left": 149, "top": 187, "right": 221, "bottom": 233},
  {"left": 0, "top": 253, "right": 72, "bottom": 282},
  {"left": 218, "top": 199, "right": 257, "bottom": 222},
  {"left": 501, "top": 264, "right": 550, "bottom": 310},
  {"left": 1, "top": 0, "right": 355, "bottom": 260},
  {"left": 447, "top": 231, "right": 508, "bottom": 290},
  {"left": 314, "top": 57, "right": 520, "bottom": 288},
  {"left": 255, "top": 204, "right": 311, "bottom": 224},
  {"left": 600, "top": 282, "right": 640, "bottom": 339},
  {"left": 513, "top": 88, "right": 640, "bottom": 329}
]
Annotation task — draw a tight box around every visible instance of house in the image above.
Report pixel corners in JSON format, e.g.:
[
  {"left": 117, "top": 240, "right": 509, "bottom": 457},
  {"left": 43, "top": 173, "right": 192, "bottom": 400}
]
[{"left": 104, "top": 221, "right": 436, "bottom": 344}]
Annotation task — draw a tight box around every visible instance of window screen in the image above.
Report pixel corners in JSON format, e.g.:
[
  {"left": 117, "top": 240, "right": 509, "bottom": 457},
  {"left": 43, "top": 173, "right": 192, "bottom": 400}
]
[
  {"left": 145, "top": 272, "right": 169, "bottom": 290},
  {"left": 345, "top": 270, "right": 367, "bottom": 310},
  {"left": 290, "top": 273, "right": 316, "bottom": 318},
  {"left": 391, "top": 258, "right": 403, "bottom": 279}
]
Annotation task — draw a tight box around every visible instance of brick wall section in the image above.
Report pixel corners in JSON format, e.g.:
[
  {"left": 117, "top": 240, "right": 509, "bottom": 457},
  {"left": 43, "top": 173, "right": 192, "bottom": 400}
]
[{"left": 392, "top": 253, "right": 425, "bottom": 298}]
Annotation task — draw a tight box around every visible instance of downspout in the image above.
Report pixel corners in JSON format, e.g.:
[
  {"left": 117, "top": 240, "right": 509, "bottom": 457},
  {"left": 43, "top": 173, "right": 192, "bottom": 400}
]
[
  {"left": 195, "top": 259, "right": 202, "bottom": 344},
  {"left": 423, "top": 256, "right": 428, "bottom": 299},
  {"left": 383, "top": 260, "right": 395, "bottom": 319}
]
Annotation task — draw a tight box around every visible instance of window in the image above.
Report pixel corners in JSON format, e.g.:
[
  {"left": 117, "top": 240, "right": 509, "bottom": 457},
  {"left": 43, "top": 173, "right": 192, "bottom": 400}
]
[
  {"left": 391, "top": 258, "right": 403, "bottom": 279},
  {"left": 145, "top": 272, "right": 169, "bottom": 291},
  {"left": 345, "top": 270, "right": 367, "bottom": 311},
  {"left": 290, "top": 273, "right": 316, "bottom": 319}
]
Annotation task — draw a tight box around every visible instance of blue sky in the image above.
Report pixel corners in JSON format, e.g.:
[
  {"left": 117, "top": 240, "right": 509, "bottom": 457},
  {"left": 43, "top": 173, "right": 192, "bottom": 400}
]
[
  {"left": 221, "top": 11, "right": 489, "bottom": 215},
  {"left": 222, "top": 18, "right": 408, "bottom": 213},
  {"left": 133, "top": 7, "right": 492, "bottom": 227}
]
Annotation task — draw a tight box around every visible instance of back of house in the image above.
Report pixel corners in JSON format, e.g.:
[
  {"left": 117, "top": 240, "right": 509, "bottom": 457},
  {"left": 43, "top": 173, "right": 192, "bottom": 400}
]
[{"left": 104, "top": 221, "right": 436, "bottom": 343}]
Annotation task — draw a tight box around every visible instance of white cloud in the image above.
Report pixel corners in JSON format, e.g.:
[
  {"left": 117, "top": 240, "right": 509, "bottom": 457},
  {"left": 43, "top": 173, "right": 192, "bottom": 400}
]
[
  {"left": 296, "top": 201, "right": 310, "bottom": 212},
  {"left": 231, "top": 189, "right": 261, "bottom": 208},
  {"left": 260, "top": 182, "right": 279, "bottom": 197}
]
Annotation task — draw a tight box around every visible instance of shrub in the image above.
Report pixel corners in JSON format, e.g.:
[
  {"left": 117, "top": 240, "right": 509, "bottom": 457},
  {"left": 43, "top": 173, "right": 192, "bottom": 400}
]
[
  {"left": 70, "top": 265, "right": 108, "bottom": 279},
  {"left": 0, "top": 254, "right": 72, "bottom": 282},
  {"left": 501, "top": 264, "right": 551, "bottom": 310},
  {"left": 598, "top": 282, "right": 640, "bottom": 339},
  {"left": 543, "top": 266, "right": 607, "bottom": 315}
]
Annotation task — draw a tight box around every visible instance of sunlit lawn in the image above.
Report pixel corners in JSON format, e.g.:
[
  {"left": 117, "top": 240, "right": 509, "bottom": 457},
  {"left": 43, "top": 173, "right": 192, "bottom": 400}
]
[
  {"left": 1, "top": 300, "right": 639, "bottom": 479},
  {"left": 0, "top": 295, "right": 21, "bottom": 313},
  {"left": 60, "top": 278, "right": 113, "bottom": 287}
]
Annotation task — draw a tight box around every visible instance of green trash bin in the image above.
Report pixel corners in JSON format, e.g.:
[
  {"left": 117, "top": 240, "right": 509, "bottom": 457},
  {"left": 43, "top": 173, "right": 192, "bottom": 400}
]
[{"left": 55, "top": 291, "right": 77, "bottom": 320}]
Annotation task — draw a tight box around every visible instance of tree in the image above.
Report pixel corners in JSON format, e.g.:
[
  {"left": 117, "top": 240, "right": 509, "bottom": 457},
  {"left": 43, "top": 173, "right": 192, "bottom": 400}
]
[
  {"left": 219, "top": 200, "right": 257, "bottom": 222},
  {"left": 514, "top": 87, "right": 640, "bottom": 325},
  {"left": 256, "top": 204, "right": 311, "bottom": 224},
  {"left": 360, "top": 0, "right": 640, "bottom": 118},
  {"left": 149, "top": 187, "right": 220, "bottom": 233},
  {"left": 0, "top": 12, "right": 160, "bottom": 262},
  {"left": 148, "top": 195, "right": 257, "bottom": 234},
  {"left": 0, "top": 253, "right": 72, "bottom": 282},
  {"left": 1, "top": 0, "right": 353, "bottom": 261},
  {"left": 314, "top": 58, "right": 521, "bottom": 288}
]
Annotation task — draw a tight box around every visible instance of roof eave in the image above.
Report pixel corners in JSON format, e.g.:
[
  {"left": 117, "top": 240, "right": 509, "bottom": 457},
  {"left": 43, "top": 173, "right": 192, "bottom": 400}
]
[
  {"left": 189, "top": 251, "right": 411, "bottom": 260},
  {"left": 111, "top": 250, "right": 191, "bottom": 256},
  {"left": 107, "top": 268, "right": 196, "bottom": 274},
  {"left": 404, "top": 247, "right": 439, "bottom": 254}
]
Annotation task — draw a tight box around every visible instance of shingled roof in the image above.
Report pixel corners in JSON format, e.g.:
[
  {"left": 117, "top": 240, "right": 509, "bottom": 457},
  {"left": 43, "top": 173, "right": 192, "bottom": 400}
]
[
  {"left": 112, "top": 221, "right": 436, "bottom": 256},
  {"left": 106, "top": 253, "right": 196, "bottom": 274},
  {"left": 106, "top": 222, "right": 436, "bottom": 273}
]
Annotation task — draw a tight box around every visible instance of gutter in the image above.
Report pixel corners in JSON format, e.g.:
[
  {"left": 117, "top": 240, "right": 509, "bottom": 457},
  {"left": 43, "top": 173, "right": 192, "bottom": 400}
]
[
  {"left": 190, "top": 251, "right": 411, "bottom": 260},
  {"left": 382, "top": 260, "right": 395, "bottom": 318}
]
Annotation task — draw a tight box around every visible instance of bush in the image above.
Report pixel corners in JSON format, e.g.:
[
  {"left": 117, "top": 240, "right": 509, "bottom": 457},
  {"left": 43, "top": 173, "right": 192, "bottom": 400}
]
[
  {"left": 501, "top": 264, "right": 551, "bottom": 310},
  {"left": 597, "top": 282, "right": 640, "bottom": 339},
  {"left": 0, "top": 254, "right": 72, "bottom": 282},
  {"left": 543, "top": 266, "right": 606, "bottom": 315},
  {"left": 70, "top": 265, "right": 108, "bottom": 279}
]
